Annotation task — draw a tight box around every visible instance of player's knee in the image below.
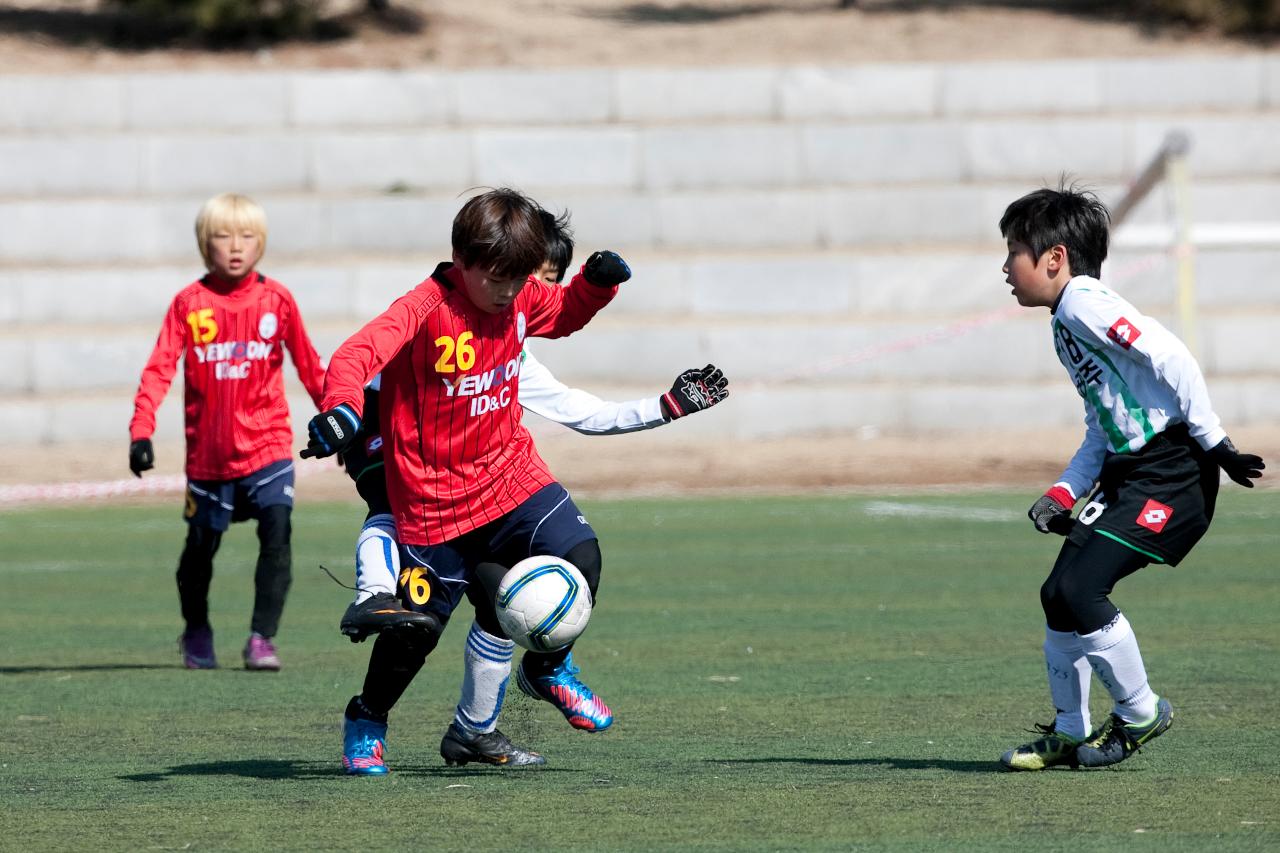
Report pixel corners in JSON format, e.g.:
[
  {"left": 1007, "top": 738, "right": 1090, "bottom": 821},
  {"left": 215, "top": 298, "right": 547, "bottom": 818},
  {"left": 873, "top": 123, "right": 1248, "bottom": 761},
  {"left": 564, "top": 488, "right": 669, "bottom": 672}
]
[
  {"left": 401, "top": 613, "right": 443, "bottom": 656},
  {"left": 183, "top": 524, "right": 221, "bottom": 560},
  {"left": 257, "top": 505, "right": 292, "bottom": 553},
  {"left": 565, "top": 539, "right": 602, "bottom": 601},
  {"left": 1039, "top": 576, "right": 1074, "bottom": 627}
]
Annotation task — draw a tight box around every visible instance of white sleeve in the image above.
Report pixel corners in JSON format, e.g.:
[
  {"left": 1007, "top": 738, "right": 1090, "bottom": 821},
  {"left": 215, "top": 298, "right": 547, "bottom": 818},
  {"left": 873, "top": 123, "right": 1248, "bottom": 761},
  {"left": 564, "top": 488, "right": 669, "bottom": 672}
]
[
  {"left": 518, "top": 349, "right": 667, "bottom": 435},
  {"left": 1056, "top": 404, "right": 1107, "bottom": 501},
  {"left": 1068, "top": 289, "right": 1226, "bottom": 450}
]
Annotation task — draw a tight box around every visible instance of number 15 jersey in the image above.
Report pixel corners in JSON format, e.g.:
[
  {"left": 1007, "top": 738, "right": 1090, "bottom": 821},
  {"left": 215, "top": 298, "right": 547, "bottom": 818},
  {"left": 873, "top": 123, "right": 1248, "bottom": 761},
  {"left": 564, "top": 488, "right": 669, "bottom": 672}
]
[{"left": 320, "top": 262, "right": 617, "bottom": 546}]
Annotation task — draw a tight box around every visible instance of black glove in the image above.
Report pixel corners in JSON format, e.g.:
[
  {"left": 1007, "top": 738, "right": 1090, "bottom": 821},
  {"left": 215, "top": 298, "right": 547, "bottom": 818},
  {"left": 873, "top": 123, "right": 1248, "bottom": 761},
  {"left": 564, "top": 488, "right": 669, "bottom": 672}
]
[
  {"left": 582, "top": 250, "right": 631, "bottom": 287},
  {"left": 1208, "top": 437, "right": 1264, "bottom": 488},
  {"left": 129, "top": 438, "right": 154, "bottom": 478},
  {"left": 301, "top": 404, "right": 361, "bottom": 459},
  {"left": 662, "top": 364, "right": 729, "bottom": 420},
  {"left": 1028, "top": 488, "right": 1075, "bottom": 536}
]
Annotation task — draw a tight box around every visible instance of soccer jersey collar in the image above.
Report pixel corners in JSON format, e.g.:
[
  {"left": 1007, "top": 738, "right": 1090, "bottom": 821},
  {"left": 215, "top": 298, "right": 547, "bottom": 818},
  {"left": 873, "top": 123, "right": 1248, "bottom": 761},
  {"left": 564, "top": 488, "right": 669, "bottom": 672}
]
[
  {"left": 202, "top": 269, "right": 261, "bottom": 297},
  {"left": 430, "top": 262, "right": 458, "bottom": 290},
  {"left": 1049, "top": 276, "right": 1073, "bottom": 315}
]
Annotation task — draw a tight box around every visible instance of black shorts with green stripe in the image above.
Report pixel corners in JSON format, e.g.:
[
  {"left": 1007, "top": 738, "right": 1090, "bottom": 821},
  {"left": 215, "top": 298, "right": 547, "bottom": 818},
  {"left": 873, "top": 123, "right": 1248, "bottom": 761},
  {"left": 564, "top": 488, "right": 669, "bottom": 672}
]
[{"left": 1068, "top": 423, "right": 1219, "bottom": 566}]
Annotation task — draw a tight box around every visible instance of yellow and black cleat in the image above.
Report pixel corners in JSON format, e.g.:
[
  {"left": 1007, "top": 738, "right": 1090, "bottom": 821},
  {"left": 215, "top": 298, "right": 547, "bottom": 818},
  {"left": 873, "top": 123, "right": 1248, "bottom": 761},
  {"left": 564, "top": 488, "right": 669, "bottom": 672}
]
[{"left": 1000, "top": 723, "right": 1083, "bottom": 771}]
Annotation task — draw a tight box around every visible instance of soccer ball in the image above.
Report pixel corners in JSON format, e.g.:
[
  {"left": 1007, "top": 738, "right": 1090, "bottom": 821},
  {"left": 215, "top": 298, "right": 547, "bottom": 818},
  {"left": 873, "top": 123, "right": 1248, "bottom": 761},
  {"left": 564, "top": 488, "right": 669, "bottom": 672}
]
[{"left": 494, "top": 555, "right": 592, "bottom": 652}]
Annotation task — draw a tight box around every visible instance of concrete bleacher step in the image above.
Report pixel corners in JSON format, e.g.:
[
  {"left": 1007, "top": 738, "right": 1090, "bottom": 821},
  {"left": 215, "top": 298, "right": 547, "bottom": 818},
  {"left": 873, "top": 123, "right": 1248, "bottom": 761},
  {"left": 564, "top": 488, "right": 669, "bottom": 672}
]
[
  {"left": 3, "top": 57, "right": 1278, "bottom": 134},
  {"left": 4, "top": 178, "right": 1280, "bottom": 264},
  {"left": 6, "top": 245, "right": 1280, "bottom": 329},
  {"left": 3, "top": 112, "right": 1278, "bottom": 200}
]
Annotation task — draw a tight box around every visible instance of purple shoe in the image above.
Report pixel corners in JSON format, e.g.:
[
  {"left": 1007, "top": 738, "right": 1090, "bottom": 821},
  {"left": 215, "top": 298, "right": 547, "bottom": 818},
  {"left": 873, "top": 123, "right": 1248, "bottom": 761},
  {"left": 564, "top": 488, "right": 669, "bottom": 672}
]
[
  {"left": 243, "top": 632, "right": 281, "bottom": 671},
  {"left": 179, "top": 625, "right": 217, "bottom": 670}
]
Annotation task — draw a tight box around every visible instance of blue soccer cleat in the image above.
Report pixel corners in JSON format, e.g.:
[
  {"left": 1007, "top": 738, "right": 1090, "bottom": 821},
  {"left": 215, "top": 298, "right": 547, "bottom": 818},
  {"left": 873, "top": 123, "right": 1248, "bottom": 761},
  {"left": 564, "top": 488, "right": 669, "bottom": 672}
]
[
  {"left": 342, "top": 715, "right": 389, "bottom": 775},
  {"left": 517, "top": 652, "right": 613, "bottom": 732}
]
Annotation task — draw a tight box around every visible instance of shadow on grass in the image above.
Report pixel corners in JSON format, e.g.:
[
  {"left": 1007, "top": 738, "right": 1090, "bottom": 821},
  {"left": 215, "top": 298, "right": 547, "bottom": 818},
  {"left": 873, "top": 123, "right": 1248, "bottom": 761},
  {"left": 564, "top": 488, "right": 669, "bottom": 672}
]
[
  {"left": 120, "top": 759, "right": 577, "bottom": 781},
  {"left": 0, "top": 663, "right": 174, "bottom": 674},
  {"left": 712, "top": 756, "right": 1001, "bottom": 773}
]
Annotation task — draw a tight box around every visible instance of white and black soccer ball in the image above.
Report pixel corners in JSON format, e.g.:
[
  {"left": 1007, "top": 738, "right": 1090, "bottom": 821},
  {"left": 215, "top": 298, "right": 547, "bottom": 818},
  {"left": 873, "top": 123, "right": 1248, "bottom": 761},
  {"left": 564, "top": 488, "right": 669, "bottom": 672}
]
[{"left": 494, "top": 556, "right": 592, "bottom": 652}]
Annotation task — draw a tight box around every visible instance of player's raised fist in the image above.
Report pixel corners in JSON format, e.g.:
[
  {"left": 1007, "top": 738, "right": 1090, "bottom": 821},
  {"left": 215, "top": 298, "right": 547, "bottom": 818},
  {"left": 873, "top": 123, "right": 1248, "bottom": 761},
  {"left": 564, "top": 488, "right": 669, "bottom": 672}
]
[
  {"left": 302, "top": 404, "right": 360, "bottom": 459},
  {"left": 1209, "top": 437, "right": 1265, "bottom": 487},
  {"left": 662, "top": 364, "right": 729, "bottom": 420},
  {"left": 129, "top": 438, "right": 155, "bottom": 478},
  {"left": 583, "top": 251, "right": 631, "bottom": 287},
  {"left": 1028, "top": 487, "right": 1075, "bottom": 536}
]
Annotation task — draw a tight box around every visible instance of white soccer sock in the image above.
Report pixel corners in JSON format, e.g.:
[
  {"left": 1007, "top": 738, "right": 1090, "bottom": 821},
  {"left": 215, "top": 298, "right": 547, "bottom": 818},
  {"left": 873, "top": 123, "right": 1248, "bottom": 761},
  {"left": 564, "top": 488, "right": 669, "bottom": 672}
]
[
  {"left": 454, "top": 621, "right": 514, "bottom": 736},
  {"left": 1078, "top": 613, "right": 1158, "bottom": 724},
  {"left": 1043, "top": 627, "right": 1091, "bottom": 740},
  {"left": 354, "top": 514, "right": 399, "bottom": 605}
]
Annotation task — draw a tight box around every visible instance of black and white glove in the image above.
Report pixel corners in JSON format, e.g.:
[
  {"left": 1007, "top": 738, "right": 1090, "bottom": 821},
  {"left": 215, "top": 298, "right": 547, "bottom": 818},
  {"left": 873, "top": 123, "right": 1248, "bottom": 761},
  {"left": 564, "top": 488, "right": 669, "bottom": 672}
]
[
  {"left": 1028, "top": 486, "right": 1076, "bottom": 536},
  {"left": 582, "top": 251, "right": 631, "bottom": 287},
  {"left": 129, "top": 438, "right": 154, "bottom": 478},
  {"left": 661, "top": 364, "right": 729, "bottom": 420},
  {"left": 1208, "top": 437, "right": 1264, "bottom": 487},
  {"left": 301, "top": 404, "right": 361, "bottom": 459}
]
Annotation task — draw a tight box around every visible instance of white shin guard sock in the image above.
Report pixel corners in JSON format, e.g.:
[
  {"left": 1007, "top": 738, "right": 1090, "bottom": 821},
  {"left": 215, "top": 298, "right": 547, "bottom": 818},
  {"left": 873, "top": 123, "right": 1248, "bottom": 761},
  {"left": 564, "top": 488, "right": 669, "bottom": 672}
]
[
  {"left": 1043, "top": 627, "right": 1091, "bottom": 740},
  {"left": 1078, "top": 613, "right": 1158, "bottom": 724},
  {"left": 454, "top": 622, "right": 515, "bottom": 735},
  {"left": 354, "top": 514, "right": 399, "bottom": 605}
]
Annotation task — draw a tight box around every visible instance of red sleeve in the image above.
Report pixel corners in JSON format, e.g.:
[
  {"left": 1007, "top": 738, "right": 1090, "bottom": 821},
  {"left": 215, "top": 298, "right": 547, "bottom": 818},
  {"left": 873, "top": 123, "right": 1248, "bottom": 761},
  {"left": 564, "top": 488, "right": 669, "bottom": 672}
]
[
  {"left": 522, "top": 268, "right": 617, "bottom": 339},
  {"left": 321, "top": 279, "right": 445, "bottom": 416},
  {"left": 281, "top": 290, "right": 326, "bottom": 409},
  {"left": 129, "top": 296, "right": 186, "bottom": 441}
]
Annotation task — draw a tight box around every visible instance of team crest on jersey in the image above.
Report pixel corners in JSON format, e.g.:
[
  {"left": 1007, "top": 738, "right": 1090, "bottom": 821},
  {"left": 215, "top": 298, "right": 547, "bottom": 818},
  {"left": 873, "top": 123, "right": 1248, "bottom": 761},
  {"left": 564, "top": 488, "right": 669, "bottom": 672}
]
[
  {"left": 259, "top": 312, "right": 278, "bottom": 340},
  {"left": 1106, "top": 317, "right": 1141, "bottom": 349},
  {"left": 1136, "top": 498, "right": 1173, "bottom": 533},
  {"left": 516, "top": 311, "right": 526, "bottom": 343}
]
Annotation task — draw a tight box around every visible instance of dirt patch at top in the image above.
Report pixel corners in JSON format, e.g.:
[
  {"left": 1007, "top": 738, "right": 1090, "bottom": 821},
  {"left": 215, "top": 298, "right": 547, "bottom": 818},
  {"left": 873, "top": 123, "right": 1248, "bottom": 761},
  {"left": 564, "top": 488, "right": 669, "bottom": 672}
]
[{"left": 0, "top": 0, "right": 1267, "bottom": 74}]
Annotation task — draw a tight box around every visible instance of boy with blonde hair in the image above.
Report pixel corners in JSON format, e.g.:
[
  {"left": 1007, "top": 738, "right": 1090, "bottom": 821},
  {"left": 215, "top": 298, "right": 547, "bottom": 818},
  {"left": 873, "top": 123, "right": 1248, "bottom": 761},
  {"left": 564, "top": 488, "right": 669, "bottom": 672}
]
[{"left": 130, "top": 192, "right": 326, "bottom": 671}]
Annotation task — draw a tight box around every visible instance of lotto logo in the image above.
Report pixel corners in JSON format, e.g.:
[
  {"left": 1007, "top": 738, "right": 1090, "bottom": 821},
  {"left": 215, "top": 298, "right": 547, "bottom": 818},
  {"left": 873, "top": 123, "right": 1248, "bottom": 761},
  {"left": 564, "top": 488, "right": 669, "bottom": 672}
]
[
  {"left": 1107, "top": 317, "right": 1142, "bottom": 349},
  {"left": 1136, "top": 499, "right": 1174, "bottom": 533}
]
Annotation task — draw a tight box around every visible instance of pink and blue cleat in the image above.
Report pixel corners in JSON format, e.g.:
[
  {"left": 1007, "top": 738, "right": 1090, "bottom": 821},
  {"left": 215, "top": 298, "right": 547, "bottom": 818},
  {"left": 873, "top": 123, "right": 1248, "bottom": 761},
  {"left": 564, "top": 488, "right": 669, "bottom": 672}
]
[
  {"left": 517, "top": 652, "right": 613, "bottom": 732},
  {"left": 342, "top": 715, "right": 389, "bottom": 776}
]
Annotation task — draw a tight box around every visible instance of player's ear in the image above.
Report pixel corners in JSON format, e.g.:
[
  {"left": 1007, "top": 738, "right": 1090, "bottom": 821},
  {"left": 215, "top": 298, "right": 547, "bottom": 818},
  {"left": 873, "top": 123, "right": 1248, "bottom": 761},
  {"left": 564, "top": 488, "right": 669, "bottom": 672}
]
[{"left": 1044, "top": 244, "right": 1069, "bottom": 272}]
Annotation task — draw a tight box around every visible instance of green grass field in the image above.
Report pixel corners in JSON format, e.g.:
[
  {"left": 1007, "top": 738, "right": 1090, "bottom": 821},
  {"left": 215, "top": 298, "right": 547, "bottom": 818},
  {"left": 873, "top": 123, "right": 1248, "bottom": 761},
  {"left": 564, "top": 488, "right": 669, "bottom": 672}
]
[{"left": 2, "top": 491, "right": 1277, "bottom": 851}]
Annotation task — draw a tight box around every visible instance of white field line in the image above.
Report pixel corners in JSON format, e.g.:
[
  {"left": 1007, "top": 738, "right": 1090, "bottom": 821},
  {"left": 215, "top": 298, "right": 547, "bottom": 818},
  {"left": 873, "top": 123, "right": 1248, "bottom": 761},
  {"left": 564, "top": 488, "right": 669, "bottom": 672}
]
[{"left": 862, "top": 501, "right": 1019, "bottom": 522}]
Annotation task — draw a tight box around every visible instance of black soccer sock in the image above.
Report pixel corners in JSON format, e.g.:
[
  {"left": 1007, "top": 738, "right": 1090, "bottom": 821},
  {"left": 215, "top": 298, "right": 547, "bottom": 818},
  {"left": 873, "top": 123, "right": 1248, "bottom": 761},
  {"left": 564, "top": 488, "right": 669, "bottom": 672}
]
[
  {"left": 359, "top": 627, "right": 440, "bottom": 717},
  {"left": 249, "top": 505, "right": 292, "bottom": 638},
  {"left": 176, "top": 524, "right": 222, "bottom": 630},
  {"left": 345, "top": 694, "right": 388, "bottom": 724},
  {"left": 522, "top": 644, "right": 573, "bottom": 675}
]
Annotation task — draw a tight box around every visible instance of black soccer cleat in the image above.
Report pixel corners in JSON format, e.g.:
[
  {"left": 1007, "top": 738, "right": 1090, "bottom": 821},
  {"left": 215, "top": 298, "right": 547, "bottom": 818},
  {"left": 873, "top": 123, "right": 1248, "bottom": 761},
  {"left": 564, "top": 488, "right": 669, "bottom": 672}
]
[
  {"left": 439, "top": 722, "right": 546, "bottom": 768},
  {"left": 340, "top": 593, "right": 438, "bottom": 643},
  {"left": 1075, "top": 696, "right": 1173, "bottom": 768}
]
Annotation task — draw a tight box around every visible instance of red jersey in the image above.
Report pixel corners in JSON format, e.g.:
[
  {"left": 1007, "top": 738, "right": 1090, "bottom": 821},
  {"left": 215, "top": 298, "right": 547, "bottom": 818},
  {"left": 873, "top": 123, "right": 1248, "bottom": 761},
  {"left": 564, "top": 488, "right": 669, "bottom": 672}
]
[
  {"left": 321, "top": 263, "right": 616, "bottom": 545},
  {"left": 130, "top": 272, "right": 326, "bottom": 480}
]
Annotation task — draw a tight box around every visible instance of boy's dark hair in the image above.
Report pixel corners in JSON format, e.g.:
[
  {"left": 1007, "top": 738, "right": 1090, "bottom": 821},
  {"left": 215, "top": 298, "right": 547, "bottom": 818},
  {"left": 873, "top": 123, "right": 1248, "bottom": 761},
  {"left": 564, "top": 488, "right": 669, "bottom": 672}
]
[
  {"left": 451, "top": 188, "right": 548, "bottom": 280},
  {"left": 538, "top": 208, "right": 575, "bottom": 283},
  {"left": 999, "top": 183, "right": 1111, "bottom": 279}
]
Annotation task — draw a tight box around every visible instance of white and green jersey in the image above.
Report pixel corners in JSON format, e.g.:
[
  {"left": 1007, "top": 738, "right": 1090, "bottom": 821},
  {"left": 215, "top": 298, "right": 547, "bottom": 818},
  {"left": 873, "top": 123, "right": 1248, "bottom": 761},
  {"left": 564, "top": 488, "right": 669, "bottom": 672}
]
[{"left": 1050, "top": 275, "right": 1225, "bottom": 500}]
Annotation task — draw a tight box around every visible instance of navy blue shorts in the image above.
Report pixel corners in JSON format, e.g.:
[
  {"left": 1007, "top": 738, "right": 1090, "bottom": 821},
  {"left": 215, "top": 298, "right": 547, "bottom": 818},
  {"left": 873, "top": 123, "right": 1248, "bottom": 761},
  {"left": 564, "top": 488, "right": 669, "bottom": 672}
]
[
  {"left": 184, "top": 459, "right": 295, "bottom": 532},
  {"left": 396, "top": 482, "right": 596, "bottom": 626}
]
